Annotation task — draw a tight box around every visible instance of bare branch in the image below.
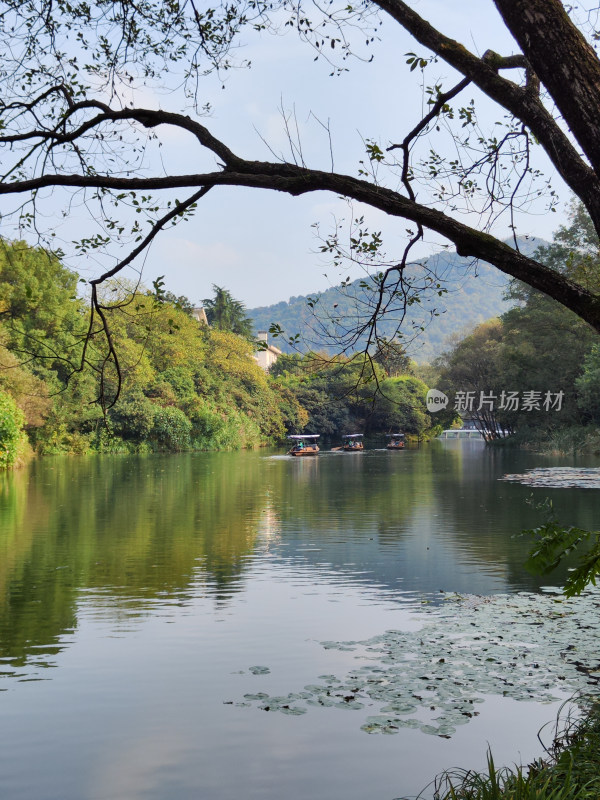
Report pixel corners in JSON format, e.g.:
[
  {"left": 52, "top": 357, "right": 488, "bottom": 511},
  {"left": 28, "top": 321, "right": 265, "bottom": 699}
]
[{"left": 375, "top": 0, "right": 600, "bottom": 235}]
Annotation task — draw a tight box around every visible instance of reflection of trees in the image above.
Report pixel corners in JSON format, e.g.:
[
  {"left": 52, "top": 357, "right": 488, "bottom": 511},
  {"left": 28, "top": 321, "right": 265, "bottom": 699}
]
[
  {"left": 2, "top": 446, "right": 596, "bottom": 671},
  {"left": 270, "top": 450, "right": 439, "bottom": 593},
  {"left": 0, "top": 469, "right": 75, "bottom": 667},
  {"left": 0, "top": 453, "right": 275, "bottom": 667},
  {"left": 273, "top": 444, "right": 599, "bottom": 595},
  {"left": 429, "top": 442, "right": 598, "bottom": 590},
  {"left": 275, "top": 450, "right": 436, "bottom": 535}
]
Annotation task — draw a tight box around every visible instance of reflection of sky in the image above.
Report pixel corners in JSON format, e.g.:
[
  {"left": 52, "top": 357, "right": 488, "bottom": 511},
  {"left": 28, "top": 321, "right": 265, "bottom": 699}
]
[
  {"left": 1, "top": 446, "right": 599, "bottom": 799},
  {"left": 264, "top": 505, "right": 512, "bottom": 600},
  {"left": 251, "top": 444, "right": 593, "bottom": 601},
  {"left": 0, "top": 574, "right": 574, "bottom": 800}
]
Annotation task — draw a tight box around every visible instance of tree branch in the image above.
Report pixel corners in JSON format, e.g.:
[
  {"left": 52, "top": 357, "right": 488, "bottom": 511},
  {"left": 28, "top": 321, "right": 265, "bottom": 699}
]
[
  {"left": 3, "top": 146, "right": 598, "bottom": 332},
  {"left": 494, "top": 0, "right": 600, "bottom": 178},
  {"left": 374, "top": 0, "right": 600, "bottom": 236}
]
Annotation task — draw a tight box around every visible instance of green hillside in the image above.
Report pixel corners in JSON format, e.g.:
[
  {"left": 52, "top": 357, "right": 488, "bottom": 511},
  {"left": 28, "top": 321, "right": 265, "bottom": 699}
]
[{"left": 248, "top": 237, "right": 543, "bottom": 363}]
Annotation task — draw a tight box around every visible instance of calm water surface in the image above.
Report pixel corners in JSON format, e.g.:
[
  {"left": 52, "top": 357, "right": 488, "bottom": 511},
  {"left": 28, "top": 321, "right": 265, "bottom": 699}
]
[{"left": 1, "top": 442, "right": 599, "bottom": 800}]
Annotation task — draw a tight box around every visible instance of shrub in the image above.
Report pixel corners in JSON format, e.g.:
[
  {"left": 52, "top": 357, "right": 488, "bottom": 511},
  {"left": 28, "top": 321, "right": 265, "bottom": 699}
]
[
  {"left": 152, "top": 406, "right": 192, "bottom": 450},
  {"left": 0, "top": 391, "right": 28, "bottom": 468},
  {"left": 108, "top": 394, "right": 157, "bottom": 441}
]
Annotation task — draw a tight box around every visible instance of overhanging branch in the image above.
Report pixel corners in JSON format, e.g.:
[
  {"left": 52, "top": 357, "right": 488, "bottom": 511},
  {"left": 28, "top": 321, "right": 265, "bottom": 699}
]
[
  {"left": 373, "top": 0, "right": 600, "bottom": 236},
  {"left": 3, "top": 148, "right": 598, "bottom": 332}
]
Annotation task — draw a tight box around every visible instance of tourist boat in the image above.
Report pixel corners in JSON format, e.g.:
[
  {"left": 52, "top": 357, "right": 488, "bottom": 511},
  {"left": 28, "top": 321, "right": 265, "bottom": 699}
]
[
  {"left": 287, "top": 434, "right": 320, "bottom": 456},
  {"left": 342, "top": 434, "right": 364, "bottom": 451},
  {"left": 386, "top": 433, "right": 405, "bottom": 450}
]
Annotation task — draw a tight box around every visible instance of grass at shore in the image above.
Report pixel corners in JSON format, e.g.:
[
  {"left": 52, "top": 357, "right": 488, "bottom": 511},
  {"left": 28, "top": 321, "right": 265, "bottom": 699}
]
[{"left": 429, "top": 702, "right": 600, "bottom": 800}]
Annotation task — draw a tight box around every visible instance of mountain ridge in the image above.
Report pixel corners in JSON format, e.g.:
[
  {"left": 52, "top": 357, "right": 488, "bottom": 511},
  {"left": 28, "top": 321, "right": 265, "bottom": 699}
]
[{"left": 247, "top": 237, "right": 545, "bottom": 363}]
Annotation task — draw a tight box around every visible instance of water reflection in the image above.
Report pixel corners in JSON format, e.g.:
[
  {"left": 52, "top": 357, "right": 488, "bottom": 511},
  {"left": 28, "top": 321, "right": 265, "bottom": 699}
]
[
  {"left": 0, "top": 445, "right": 599, "bottom": 676},
  {"left": 2, "top": 445, "right": 600, "bottom": 800}
]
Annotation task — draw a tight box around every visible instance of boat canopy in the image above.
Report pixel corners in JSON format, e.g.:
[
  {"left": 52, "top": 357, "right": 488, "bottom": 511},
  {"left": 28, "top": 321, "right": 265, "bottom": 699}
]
[
  {"left": 343, "top": 434, "right": 363, "bottom": 438},
  {"left": 288, "top": 434, "right": 320, "bottom": 439},
  {"left": 386, "top": 433, "right": 405, "bottom": 438}
]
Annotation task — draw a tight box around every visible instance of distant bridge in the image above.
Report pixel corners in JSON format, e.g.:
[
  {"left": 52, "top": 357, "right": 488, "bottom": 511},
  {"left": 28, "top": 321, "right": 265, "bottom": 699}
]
[{"left": 437, "top": 429, "right": 485, "bottom": 440}]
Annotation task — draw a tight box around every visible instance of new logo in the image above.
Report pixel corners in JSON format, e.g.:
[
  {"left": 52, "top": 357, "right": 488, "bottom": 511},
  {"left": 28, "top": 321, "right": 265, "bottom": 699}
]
[{"left": 426, "top": 389, "right": 449, "bottom": 412}]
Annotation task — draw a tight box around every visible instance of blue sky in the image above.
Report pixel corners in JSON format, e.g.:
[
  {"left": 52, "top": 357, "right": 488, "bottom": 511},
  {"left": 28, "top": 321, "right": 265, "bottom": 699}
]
[
  {"left": 135, "top": 0, "right": 569, "bottom": 309},
  {"left": 6, "top": 0, "right": 574, "bottom": 309}
]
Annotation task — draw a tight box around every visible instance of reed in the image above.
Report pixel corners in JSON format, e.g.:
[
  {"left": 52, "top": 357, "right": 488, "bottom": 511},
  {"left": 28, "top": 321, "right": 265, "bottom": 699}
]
[{"left": 425, "top": 703, "right": 600, "bottom": 800}]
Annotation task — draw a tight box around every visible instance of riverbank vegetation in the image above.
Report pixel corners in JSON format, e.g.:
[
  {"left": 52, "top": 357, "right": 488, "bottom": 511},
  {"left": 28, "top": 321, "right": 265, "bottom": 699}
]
[
  {"left": 270, "top": 352, "right": 433, "bottom": 439},
  {"left": 0, "top": 240, "right": 309, "bottom": 459},
  {"left": 4, "top": 206, "right": 600, "bottom": 466},
  {"left": 431, "top": 703, "right": 600, "bottom": 800},
  {"left": 0, "top": 241, "right": 434, "bottom": 465},
  {"left": 432, "top": 206, "right": 600, "bottom": 455}
]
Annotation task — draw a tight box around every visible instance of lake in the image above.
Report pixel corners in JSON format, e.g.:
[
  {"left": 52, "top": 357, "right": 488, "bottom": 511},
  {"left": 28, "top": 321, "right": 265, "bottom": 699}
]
[{"left": 1, "top": 442, "right": 599, "bottom": 800}]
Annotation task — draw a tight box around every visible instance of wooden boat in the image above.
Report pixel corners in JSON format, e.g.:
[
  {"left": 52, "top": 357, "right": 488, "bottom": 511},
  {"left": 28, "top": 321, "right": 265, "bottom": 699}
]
[
  {"left": 386, "top": 433, "right": 405, "bottom": 450},
  {"left": 342, "top": 434, "right": 364, "bottom": 451},
  {"left": 287, "top": 434, "right": 320, "bottom": 456}
]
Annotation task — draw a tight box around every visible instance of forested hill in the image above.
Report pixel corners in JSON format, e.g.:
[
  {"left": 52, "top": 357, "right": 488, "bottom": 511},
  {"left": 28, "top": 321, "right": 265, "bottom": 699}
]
[{"left": 248, "top": 237, "right": 544, "bottom": 363}]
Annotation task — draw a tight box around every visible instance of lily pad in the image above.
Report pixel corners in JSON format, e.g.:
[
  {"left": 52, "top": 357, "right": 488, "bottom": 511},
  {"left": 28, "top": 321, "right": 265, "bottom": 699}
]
[
  {"left": 500, "top": 467, "right": 600, "bottom": 489},
  {"left": 234, "top": 589, "right": 600, "bottom": 737}
]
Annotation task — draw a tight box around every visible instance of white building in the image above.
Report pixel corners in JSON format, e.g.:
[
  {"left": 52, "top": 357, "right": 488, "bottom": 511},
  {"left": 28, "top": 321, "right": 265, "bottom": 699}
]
[
  {"left": 254, "top": 331, "right": 282, "bottom": 371},
  {"left": 191, "top": 307, "right": 208, "bottom": 324}
]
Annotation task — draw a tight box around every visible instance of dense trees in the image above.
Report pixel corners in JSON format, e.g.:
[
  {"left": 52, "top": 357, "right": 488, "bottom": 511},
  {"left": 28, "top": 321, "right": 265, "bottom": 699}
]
[
  {"left": 0, "top": 241, "right": 309, "bottom": 457},
  {"left": 369, "top": 375, "right": 431, "bottom": 437},
  {"left": 271, "top": 352, "right": 434, "bottom": 438},
  {"left": 202, "top": 285, "right": 254, "bottom": 339},
  {"left": 436, "top": 205, "right": 600, "bottom": 447},
  {"left": 576, "top": 346, "right": 600, "bottom": 425},
  {"left": 437, "top": 292, "right": 597, "bottom": 445},
  {"left": 0, "top": 241, "right": 86, "bottom": 385},
  {"left": 0, "top": 391, "right": 28, "bottom": 468},
  {"left": 3, "top": 0, "right": 600, "bottom": 396},
  {"left": 436, "top": 319, "right": 508, "bottom": 438},
  {"left": 86, "top": 301, "right": 304, "bottom": 451},
  {"left": 202, "top": 286, "right": 254, "bottom": 339},
  {"left": 0, "top": 241, "right": 431, "bottom": 463}
]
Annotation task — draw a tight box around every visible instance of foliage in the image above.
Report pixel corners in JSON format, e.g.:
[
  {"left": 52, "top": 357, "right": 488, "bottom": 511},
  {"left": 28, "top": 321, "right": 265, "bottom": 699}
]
[
  {"left": 436, "top": 205, "right": 600, "bottom": 442},
  {"left": 273, "top": 351, "right": 432, "bottom": 437},
  {"left": 0, "top": 241, "right": 297, "bottom": 455},
  {"left": 0, "top": 332, "right": 52, "bottom": 428},
  {"left": 532, "top": 201, "right": 600, "bottom": 291},
  {"left": 269, "top": 381, "right": 309, "bottom": 434},
  {"left": 575, "top": 345, "right": 600, "bottom": 424},
  {"left": 520, "top": 500, "right": 600, "bottom": 598},
  {"left": 432, "top": 705, "right": 600, "bottom": 800},
  {"left": 498, "top": 206, "right": 599, "bottom": 432},
  {"left": 436, "top": 318, "right": 509, "bottom": 436},
  {"left": 370, "top": 375, "right": 432, "bottom": 435},
  {"left": 0, "top": 241, "right": 86, "bottom": 384},
  {"left": 372, "top": 339, "right": 414, "bottom": 377},
  {"left": 109, "top": 393, "right": 157, "bottom": 442},
  {"left": 203, "top": 286, "right": 254, "bottom": 340},
  {"left": 152, "top": 406, "right": 192, "bottom": 451},
  {"left": 162, "top": 291, "right": 195, "bottom": 316},
  {"left": 500, "top": 293, "right": 594, "bottom": 434},
  {"left": 269, "top": 352, "right": 305, "bottom": 379},
  {"left": 0, "top": 390, "right": 28, "bottom": 468}
]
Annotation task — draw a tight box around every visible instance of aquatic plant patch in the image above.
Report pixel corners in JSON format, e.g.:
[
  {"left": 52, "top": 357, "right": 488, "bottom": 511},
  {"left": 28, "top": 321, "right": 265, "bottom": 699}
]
[
  {"left": 500, "top": 467, "right": 600, "bottom": 489},
  {"left": 232, "top": 590, "right": 600, "bottom": 737}
]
